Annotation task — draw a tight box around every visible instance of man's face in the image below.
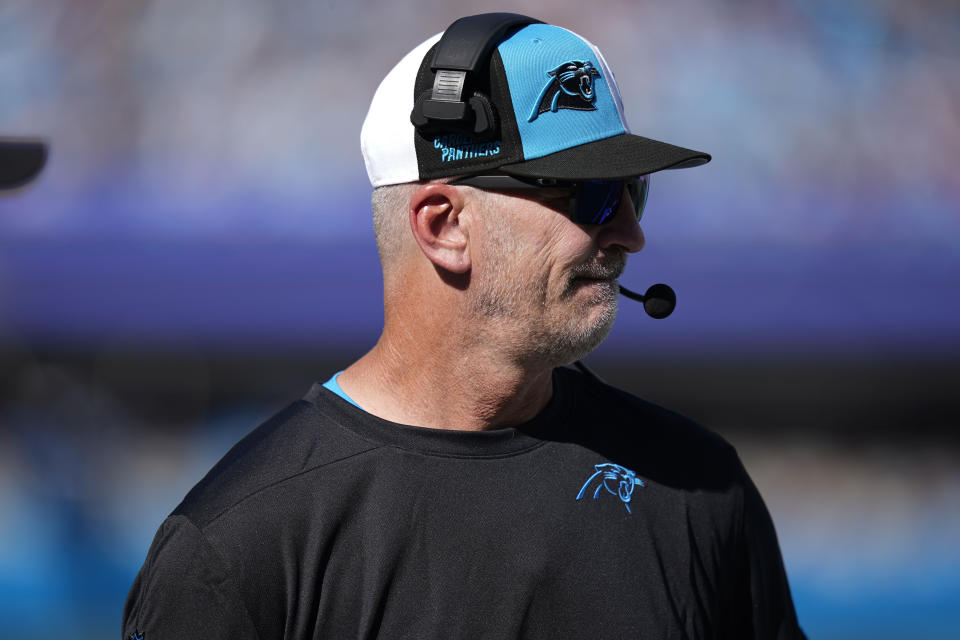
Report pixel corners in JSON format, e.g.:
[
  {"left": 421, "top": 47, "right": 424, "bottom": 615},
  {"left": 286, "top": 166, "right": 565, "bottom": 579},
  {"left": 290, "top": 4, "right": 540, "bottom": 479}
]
[{"left": 465, "top": 184, "right": 645, "bottom": 366}]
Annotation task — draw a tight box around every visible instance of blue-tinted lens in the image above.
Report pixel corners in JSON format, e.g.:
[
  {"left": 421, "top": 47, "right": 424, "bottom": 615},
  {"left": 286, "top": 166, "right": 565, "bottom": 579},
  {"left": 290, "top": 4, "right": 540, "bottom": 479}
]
[
  {"left": 572, "top": 177, "right": 648, "bottom": 225},
  {"left": 574, "top": 180, "right": 624, "bottom": 225},
  {"left": 628, "top": 175, "right": 649, "bottom": 222}
]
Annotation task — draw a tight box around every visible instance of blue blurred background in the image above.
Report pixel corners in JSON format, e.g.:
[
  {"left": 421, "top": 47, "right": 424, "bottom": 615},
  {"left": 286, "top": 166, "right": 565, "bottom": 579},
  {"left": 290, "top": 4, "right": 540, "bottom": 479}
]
[{"left": 1, "top": 0, "right": 958, "bottom": 638}]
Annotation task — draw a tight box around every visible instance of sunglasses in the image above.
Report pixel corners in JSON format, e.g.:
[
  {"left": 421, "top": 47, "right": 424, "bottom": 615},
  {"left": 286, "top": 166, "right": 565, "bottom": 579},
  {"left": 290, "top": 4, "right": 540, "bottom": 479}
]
[{"left": 449, "top": 174, "right": 649, "bottom": 226}]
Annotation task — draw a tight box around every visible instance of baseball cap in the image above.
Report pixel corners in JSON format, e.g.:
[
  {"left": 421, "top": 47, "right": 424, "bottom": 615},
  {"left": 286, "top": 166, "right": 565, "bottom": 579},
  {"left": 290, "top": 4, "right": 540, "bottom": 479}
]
[
  {"left": 0, "top": 138, "right": 47, "bottom": 190},
  {"left": 361, "top": 13, "right": 710, "bottom": 188}
]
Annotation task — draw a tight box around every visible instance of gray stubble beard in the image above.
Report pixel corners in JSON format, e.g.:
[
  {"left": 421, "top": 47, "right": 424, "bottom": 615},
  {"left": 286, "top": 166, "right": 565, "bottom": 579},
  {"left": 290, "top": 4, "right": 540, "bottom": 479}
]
[
  {"left": 473, "top": 274, "right": 621, "bottom": 369},
  {"left": 468, "top": 203, "right": 625, "bottom": 367},
  {"left": 533, "top": 282, "right": 620, "bottom": 366}
]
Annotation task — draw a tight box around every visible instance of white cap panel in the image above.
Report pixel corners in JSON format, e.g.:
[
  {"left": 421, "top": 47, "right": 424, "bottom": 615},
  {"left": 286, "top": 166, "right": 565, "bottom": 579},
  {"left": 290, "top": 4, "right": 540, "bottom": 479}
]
[{"left": 360, "top": 33, "right": 442, "bottom": 187}]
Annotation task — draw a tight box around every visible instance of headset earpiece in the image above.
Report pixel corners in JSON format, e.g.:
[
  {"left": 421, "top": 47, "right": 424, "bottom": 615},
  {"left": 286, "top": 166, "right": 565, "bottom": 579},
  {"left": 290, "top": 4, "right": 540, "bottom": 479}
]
[{"left": 411, "top": 91, "right": 497, "bottom": 135}]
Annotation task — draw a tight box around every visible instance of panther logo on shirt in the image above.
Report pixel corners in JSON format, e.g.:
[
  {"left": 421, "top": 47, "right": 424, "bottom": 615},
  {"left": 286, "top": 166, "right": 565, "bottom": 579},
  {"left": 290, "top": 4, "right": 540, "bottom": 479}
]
[
  {"left": 576, "top": 462, "right": 644, "bottom": 513},
  {"left": 528, "top": 60, "right": 602, "bottom": 122}
]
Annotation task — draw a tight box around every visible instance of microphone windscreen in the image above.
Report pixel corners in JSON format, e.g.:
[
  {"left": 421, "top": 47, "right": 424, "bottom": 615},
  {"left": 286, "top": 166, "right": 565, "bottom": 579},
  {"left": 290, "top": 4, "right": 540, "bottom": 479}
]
[
  {"left": 643, "top": 283, "right": 676, "bottom": 319},
  {"left": 0, "top": 139, "right": 47, "bottom": 190}
]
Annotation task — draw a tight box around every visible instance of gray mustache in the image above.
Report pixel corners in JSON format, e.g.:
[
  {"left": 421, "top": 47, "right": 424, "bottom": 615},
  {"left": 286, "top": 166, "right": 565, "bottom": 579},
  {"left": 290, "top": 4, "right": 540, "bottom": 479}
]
[{"left": 571, "top": 252, "right": 626, "bottom": 280}]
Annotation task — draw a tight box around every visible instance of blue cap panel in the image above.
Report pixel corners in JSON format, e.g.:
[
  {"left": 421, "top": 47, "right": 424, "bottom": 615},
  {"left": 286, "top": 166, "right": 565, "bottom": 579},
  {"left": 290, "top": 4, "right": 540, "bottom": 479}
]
[{"left": 497, "top": 24, "right": 627, "bottom": 162}]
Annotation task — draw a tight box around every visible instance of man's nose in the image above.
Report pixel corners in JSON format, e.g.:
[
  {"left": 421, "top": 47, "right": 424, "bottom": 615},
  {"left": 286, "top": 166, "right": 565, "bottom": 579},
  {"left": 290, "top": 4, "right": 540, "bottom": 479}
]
[{"left": 596, "top": 188, "right": 645, "bottom": 253}]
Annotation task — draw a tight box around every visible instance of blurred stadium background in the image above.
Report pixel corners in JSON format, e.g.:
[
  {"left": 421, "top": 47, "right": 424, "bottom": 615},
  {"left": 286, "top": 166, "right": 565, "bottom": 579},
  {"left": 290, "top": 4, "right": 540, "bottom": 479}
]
[{"left": 1, "top": 0, "right": 958, "bottom": 638}]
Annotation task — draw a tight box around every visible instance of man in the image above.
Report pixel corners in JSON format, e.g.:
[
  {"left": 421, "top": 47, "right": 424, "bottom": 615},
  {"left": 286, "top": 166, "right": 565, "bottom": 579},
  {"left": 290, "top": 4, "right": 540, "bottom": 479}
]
[{"left": 123, "top": 14, "right": 804, "bottom": 639}]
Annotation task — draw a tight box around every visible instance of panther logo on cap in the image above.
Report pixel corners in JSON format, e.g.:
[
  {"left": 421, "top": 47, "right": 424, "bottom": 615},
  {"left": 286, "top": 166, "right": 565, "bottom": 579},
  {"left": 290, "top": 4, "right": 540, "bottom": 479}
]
[{"left": 528, "top": 60, "right": 602, "bottom": 122}]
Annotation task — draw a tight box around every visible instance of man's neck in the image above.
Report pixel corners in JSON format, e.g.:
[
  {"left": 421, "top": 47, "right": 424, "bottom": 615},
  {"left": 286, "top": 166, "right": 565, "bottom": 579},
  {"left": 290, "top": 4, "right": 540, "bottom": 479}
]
[{"left": 336, "top": 320, "right": 555, "bottom": 431}]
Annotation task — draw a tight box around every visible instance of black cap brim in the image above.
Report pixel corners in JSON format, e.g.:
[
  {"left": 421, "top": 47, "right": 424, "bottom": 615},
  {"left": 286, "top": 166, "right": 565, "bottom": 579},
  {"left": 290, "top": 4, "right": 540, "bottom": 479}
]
[
  {"left": 498, "top": 133, "right": 710, "bottom": 181},
  {"left": 0, "top": 139, "right": 48, "bottom": 190}
]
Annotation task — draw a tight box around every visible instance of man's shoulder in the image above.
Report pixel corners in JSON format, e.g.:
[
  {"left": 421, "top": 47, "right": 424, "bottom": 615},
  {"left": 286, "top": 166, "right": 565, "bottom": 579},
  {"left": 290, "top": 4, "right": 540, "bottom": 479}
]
[
  {"left": 556, "top": 367, "right": 743, "bottom": 491},
  {"left": 172, "top": 388, "right": 380, "bottom": 528},
  {"left": 557, "top": 365, "right": 731, "bottom": 444}
]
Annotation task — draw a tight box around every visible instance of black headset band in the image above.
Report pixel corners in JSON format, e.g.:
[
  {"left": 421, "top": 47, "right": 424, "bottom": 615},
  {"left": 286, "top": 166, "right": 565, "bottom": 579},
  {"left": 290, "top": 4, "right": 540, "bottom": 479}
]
[
  {"left": 430, "top": 13, "right": 542, "bottom": 73},
  {"left": 411, "top": 13, "right": 542, "bottom": 136}
]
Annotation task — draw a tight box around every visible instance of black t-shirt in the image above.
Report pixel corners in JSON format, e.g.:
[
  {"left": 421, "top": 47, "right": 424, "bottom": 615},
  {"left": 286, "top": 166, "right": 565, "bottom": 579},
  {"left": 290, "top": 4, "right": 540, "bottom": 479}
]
[{"left": 123, "top": 367, "right": 804, "bottom": 639}]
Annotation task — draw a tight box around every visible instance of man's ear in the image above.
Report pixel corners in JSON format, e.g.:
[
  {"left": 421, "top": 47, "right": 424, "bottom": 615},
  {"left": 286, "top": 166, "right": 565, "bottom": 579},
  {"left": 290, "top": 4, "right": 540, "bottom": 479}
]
[{"left": 408, "top": 183, "right": 471, "bottom": 274}]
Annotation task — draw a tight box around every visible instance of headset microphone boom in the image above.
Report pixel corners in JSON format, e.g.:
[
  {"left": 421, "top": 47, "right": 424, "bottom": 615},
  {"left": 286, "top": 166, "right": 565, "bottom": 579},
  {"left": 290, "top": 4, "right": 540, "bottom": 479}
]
[{"left": 573, "top": 283, "right": 676, "bottom": 381}]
